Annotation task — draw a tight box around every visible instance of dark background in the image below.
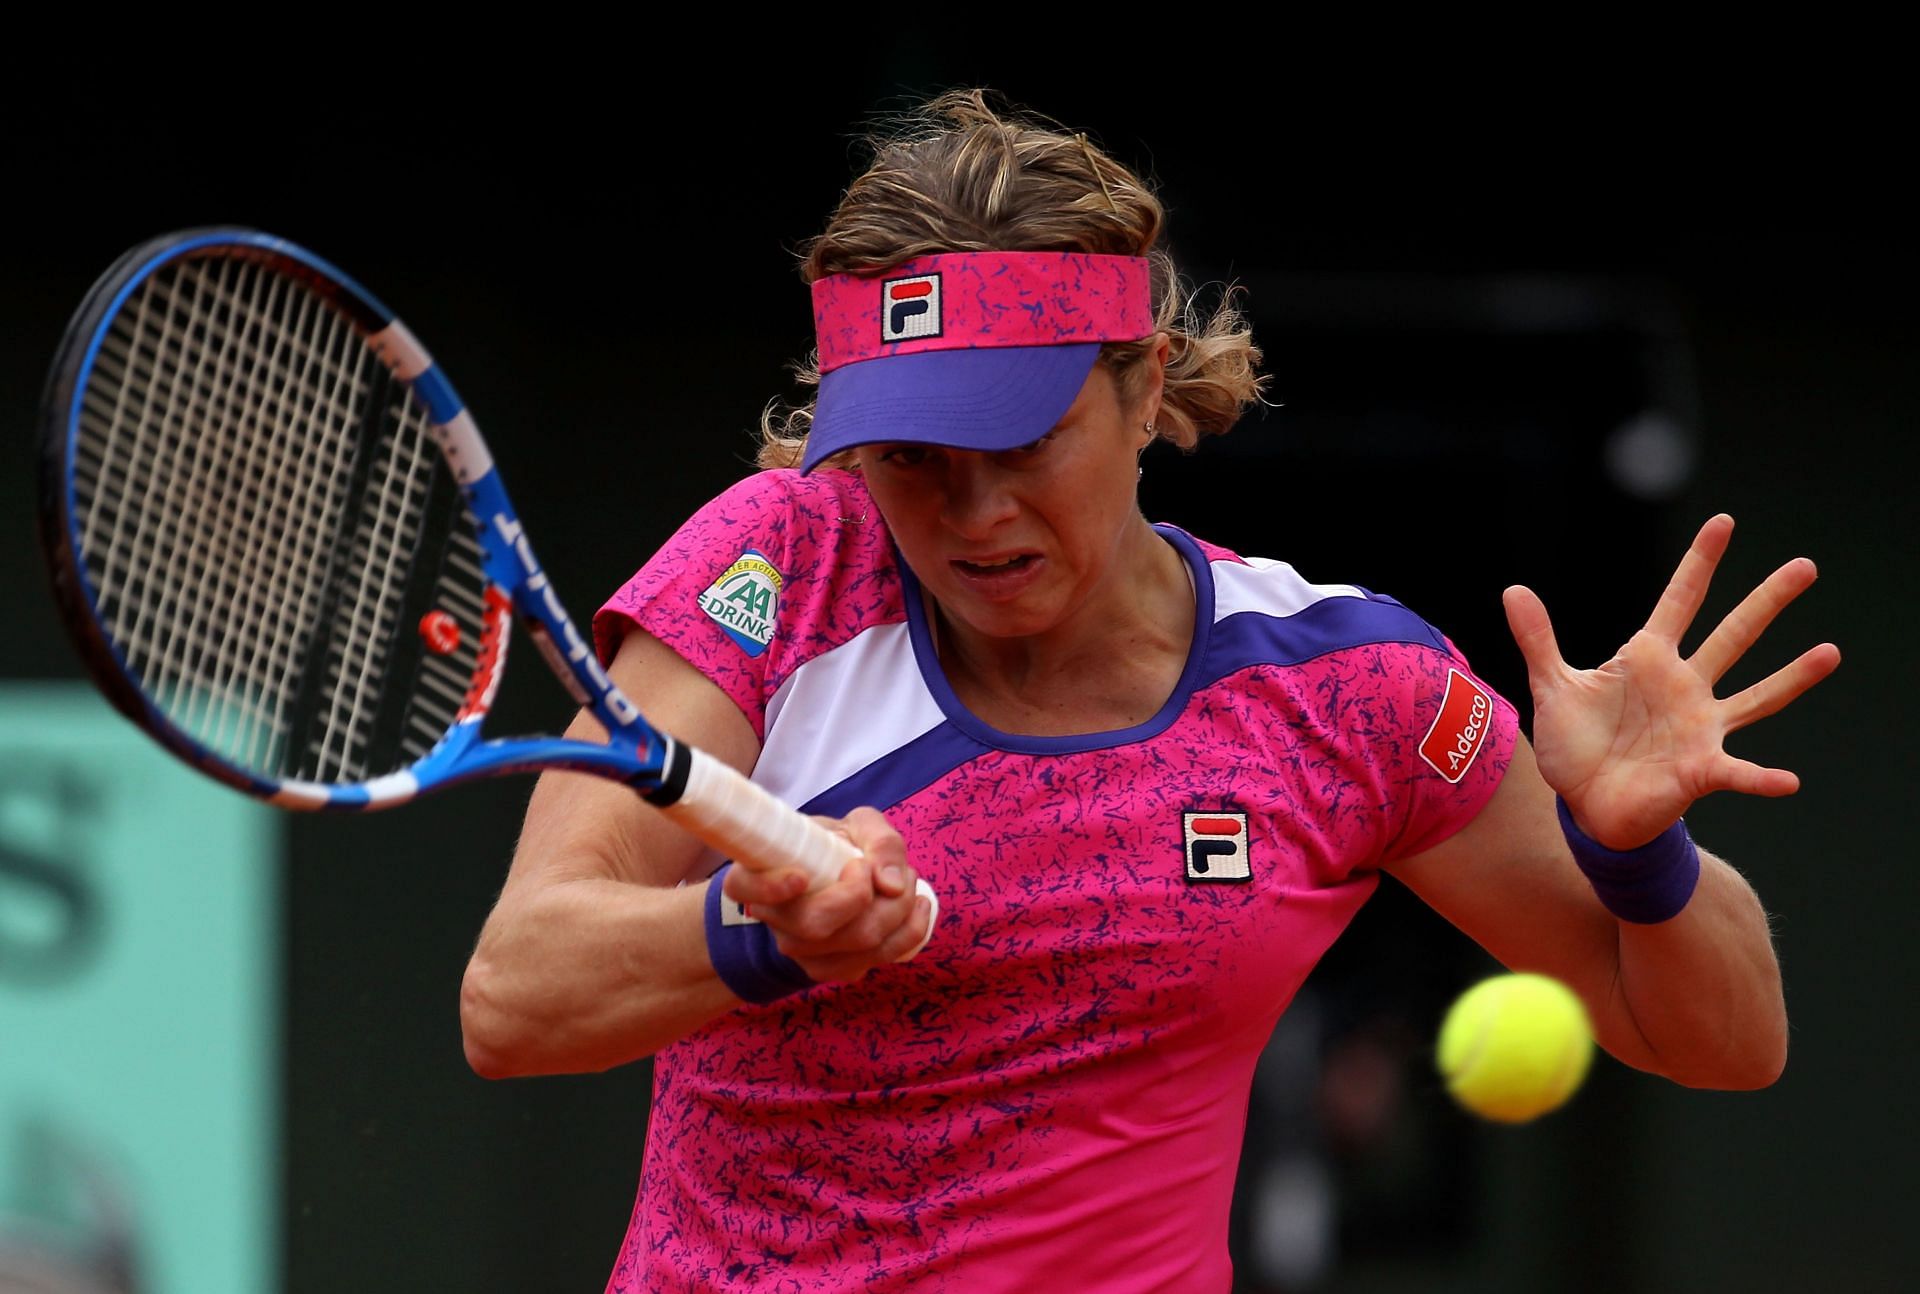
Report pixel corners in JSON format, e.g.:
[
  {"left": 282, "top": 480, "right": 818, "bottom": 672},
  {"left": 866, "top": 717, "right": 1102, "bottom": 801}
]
[{"left": 3, "top": 37, "right": 1912, "bottom": 1293}]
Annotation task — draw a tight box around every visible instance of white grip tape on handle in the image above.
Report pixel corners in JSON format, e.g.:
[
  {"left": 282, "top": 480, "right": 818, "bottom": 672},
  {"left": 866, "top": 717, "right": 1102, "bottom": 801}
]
[{"left": 663, "top": 746, "right": 938, "bottom": 959}]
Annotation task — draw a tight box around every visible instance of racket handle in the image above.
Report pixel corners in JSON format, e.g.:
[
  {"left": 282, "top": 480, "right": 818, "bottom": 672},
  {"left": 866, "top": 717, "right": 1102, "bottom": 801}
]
[{"left": 658, "top": 745, "right": 938, "bottom": 960}]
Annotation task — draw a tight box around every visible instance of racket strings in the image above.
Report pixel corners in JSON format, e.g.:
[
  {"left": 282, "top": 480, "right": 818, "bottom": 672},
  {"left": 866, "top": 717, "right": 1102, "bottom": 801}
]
[
  {"left": 225, "top": 283, "right": 366, "bottom": 771},
  {"left": 282, "top": 371, "right": 493, "bottom": 783},
  {"left": 72, "top": 253, "right": 489, "bottom": 785},
  {"left": 160, "top": 262, "right": 362, "bottom": 771},
  {"left": 403, "top": 533, "right": 493, "bottom": 754},
  {"left": 303, "top": 393, "right": 444, "bottom": 782},
  {"left": 75, "top": 256, "right": 370, "bottom": 774}
]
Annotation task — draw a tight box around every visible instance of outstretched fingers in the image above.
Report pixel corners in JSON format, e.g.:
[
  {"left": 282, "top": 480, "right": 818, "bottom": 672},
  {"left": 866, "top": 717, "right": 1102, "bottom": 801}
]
[
  {"left": 1721, "top": 642, "right": 1843, "bottom": 732},
  {"left": 1646, "top": 514, "right": 1736, "bottom": 644},
  {"left": 1712, "top": 754, "right": 1802, "bottom": 799},
  {"left": 1691, "top": 557, "right": 1821, "bottom": 684},
  {"left": 1503, "top": 585, "right": 1568, "bottom": 694}
]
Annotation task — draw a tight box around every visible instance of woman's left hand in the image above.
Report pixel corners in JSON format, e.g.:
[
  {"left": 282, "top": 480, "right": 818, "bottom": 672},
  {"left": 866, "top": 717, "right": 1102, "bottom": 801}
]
[{"left": 1503, "top": 514, "right": 1841, "bottom": 850}]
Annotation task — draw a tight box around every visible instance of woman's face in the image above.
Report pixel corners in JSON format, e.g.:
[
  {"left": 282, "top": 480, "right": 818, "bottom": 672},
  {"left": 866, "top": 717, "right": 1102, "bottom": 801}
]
[{"left": 855, "top": 357, "right": 1161, "bottom": 644}]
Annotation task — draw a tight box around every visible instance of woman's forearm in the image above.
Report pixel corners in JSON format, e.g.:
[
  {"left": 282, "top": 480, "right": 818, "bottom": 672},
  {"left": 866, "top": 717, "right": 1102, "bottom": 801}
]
[
  {"left": 1613, "top": 849, "right": 1787, "bottom": 1089},
  {"left": 460, "top": 877, "right": 736, "bottom": 1077}
]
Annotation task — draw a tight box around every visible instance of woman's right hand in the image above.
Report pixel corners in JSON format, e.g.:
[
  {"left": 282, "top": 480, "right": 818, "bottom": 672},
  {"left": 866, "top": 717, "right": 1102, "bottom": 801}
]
[{"left": 720, "top": 806, "right": 935, "bottom": 984}]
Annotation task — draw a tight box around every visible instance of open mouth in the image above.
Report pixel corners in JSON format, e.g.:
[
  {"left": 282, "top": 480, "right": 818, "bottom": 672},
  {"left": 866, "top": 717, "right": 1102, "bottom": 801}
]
[{"left": 954, "top": 554, "right": 1036, "bottom": 575}]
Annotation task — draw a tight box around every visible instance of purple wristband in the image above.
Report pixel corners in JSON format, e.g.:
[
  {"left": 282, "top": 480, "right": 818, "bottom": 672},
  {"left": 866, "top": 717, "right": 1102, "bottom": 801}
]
[
  {"left": 1556, "top": 796, "right": 1701, "bottom": 924},
  {"left": 703, "top": 864, "right": 815, "bottom": 1004}
]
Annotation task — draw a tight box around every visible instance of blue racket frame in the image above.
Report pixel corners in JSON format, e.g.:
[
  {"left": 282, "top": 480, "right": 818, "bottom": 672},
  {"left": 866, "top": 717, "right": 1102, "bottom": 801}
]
[{"left": 44, "top": 229, "right": 680, "bottom": 811}]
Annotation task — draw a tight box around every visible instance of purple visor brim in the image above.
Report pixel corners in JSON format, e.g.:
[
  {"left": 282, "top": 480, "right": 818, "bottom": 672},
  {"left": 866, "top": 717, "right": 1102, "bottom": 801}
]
[{"left": 801, "top": 343, "right": 1102, "bottom": 472}]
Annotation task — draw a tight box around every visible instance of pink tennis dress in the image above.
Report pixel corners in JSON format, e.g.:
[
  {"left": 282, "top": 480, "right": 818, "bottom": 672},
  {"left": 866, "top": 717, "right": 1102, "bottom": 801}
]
[{"left": 594, "top": 469, "right": 1517, "bottom": 1293}]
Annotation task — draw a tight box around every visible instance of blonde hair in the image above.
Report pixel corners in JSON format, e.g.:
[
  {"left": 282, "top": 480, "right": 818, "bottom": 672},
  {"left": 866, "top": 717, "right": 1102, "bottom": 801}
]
[{"left": 758, "top": 89, "right": 1267, "bottom": 470}]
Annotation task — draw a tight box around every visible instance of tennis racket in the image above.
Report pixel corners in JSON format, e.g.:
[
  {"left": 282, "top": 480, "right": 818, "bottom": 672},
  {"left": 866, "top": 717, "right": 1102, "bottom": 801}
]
[{"left": 37, "top": 228, "right": 937, "bottom": 947}]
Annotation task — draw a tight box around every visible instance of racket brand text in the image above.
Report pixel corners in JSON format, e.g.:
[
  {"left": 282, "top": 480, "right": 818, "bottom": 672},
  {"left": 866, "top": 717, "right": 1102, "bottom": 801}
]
[{"left": 490, "top": 514, "right": 641, "bottom": 728}]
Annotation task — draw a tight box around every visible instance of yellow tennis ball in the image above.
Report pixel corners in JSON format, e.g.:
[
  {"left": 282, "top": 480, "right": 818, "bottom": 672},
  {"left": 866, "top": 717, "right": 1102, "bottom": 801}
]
[{"left": 1437, "top": 973, "right": 1594, "bottom": 1124}]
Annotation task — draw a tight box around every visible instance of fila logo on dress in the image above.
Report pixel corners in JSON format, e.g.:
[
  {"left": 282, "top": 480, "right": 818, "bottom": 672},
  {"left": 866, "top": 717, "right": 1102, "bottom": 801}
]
[
  {"left": 1184, "top": 811, "right": 1252, "bottom": 883},
  {"left": 882, "top": 274, "right": 942, "bottom": 342}
]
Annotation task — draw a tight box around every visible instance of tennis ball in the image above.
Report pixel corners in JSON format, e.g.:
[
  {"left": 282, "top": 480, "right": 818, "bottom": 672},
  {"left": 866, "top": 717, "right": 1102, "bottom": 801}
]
[{"left": 1437, "top": 973, "right": 1594, "bottom": 1124}]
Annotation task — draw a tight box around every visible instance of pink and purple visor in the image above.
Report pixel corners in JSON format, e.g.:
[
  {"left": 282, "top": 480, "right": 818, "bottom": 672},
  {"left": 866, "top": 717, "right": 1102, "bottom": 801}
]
[{"left": 802, "top": 251, "right": 1154, "bottom": 472}]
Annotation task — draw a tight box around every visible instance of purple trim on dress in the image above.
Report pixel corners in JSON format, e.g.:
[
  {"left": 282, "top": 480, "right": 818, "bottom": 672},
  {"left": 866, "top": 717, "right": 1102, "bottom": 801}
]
[
  {"left": 1201, "top": 597, "right": 1449, "bottom": 685},
  {"left": 897, "top": 526, "right": 1217, "bottom": 756},
  {"left": 798, "top": 722, "right": 995, "bottom": 819}
]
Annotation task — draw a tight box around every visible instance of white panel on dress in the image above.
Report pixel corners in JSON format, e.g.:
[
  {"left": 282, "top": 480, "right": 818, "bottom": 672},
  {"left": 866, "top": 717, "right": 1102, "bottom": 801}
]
[
  {"left": 754, "top": 621, "right": 947, "bottom": 811},
  {"left": 1210, "top": 557, "right": 1368, "bottom": 622}
]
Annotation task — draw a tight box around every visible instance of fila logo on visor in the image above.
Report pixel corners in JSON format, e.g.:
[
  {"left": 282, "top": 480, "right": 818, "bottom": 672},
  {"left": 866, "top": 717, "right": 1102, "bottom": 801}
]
[
  {"left": 1419, "top": 668, "right": 1494, "bottom": 784},
  {"left": 1184, "top": 811, "right": 1252, "bottom": 883},
  {"left": 881, "top": 273, "right": 942, "bottom": 343}
]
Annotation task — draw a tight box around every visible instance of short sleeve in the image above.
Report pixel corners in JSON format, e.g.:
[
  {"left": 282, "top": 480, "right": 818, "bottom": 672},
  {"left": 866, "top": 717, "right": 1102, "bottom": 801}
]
[
  {"left": 1369, "top": 616, "right": 1519, "bottom": 862},
  {"left": 593, "top": 469, "right": 899, "bottom": 741}
]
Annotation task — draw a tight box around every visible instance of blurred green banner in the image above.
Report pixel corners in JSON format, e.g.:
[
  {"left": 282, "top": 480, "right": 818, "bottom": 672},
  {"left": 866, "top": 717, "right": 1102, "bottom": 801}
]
[{"left": 0, "top": 684, "right": 277, "bottom": 1293}]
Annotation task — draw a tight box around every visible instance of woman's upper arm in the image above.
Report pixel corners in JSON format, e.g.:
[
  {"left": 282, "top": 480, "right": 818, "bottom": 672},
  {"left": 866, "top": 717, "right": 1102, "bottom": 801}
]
[
  {"left": 502, "top": 626, "right": 762, "bottom": 895},
  {"left": 1382, "top": 734, "right": 1659, "bottom": 1070}
]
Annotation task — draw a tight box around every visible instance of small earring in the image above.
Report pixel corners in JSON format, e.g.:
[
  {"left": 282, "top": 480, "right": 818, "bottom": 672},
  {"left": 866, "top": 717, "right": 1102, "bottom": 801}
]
[{"left": 1145, "top": 421, "right": 1157, "bottom": 435}]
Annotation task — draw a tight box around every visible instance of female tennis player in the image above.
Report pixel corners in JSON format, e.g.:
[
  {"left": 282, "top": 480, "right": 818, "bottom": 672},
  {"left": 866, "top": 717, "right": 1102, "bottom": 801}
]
[{"left": 458, "top": 90, "right": 1839, "bottom": 1292}]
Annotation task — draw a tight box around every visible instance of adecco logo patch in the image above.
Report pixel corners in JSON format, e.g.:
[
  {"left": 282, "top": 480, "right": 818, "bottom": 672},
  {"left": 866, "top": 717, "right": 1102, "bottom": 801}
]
[{"left": 1419, "top": 669, "right": 1493, "bottom": 784}]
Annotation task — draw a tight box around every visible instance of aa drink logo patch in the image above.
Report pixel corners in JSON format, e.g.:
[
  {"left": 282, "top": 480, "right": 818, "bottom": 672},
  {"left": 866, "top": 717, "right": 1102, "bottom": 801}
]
[
  {"left": 1419, "top": 669, "right": 1493, "bottom": 784},
  {"left": 1184, "top": 811, "right": 1251, "bottom": 882},
  {"left": 881, "top": 273, "right": 942, "bottom": 343},
  {"left": 699, "top": 550, "right": 783, "bottom": 657}
]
